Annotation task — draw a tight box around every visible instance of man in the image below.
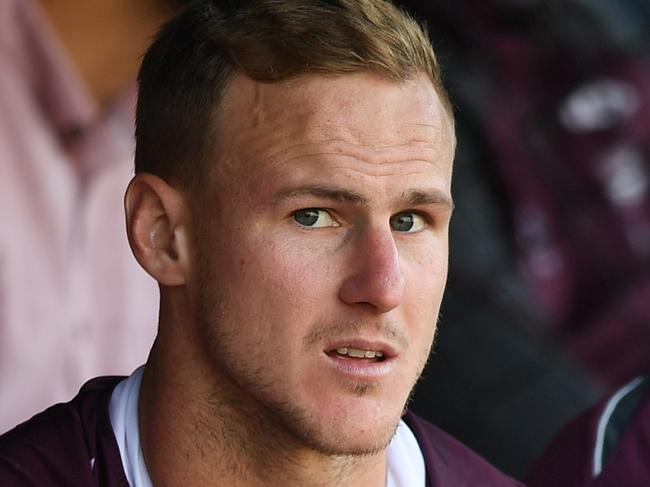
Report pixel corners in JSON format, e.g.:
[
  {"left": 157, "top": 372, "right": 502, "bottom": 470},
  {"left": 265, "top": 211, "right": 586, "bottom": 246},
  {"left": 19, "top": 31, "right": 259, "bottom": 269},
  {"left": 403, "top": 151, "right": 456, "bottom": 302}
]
[{"left": 0, "top": 1, "right": 523, "bottom": 485}]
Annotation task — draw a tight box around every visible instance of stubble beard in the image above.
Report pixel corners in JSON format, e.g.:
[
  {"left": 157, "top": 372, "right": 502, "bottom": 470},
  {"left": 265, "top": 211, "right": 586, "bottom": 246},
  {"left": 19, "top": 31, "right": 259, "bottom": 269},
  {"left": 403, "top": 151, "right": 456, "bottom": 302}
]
[{"left": 194, "top": 269, "right": 410, "bottom": 466}]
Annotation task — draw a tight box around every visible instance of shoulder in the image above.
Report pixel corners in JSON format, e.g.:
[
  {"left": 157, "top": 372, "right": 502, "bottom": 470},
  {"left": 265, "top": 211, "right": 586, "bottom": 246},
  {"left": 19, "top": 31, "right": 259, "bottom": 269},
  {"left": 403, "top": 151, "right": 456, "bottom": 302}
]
[
  {"left": 526, "top": 376, "right": 650, "bottom": 487},
  {"left": 0, "top": 376, "right": 127, "bottom": 487},
  {"left": 403, "top": 410, "right": 524, "bottom": 486}
]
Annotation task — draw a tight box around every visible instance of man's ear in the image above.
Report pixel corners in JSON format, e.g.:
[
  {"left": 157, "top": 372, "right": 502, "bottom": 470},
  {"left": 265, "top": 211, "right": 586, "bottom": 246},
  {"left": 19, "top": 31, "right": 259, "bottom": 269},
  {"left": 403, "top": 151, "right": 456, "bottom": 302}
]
[{"left": 124, "top": 174, "right": 190, "bottom": 286}]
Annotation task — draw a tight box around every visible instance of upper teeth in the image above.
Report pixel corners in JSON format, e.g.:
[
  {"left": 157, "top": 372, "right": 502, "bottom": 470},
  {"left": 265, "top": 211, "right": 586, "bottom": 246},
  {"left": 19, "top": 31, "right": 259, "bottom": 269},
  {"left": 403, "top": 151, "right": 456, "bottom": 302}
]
[{"left": 336, "top": 347, "right": 384, "bottom": 358}]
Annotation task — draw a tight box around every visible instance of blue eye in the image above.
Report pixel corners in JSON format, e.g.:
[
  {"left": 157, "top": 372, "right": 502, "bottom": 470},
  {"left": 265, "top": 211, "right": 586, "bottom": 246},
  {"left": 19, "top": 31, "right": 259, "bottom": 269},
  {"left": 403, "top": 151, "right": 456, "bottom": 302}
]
[
  {"left": 390, "top": 212, "right": 427, "bottom": 233},
  {"left": 292, "top": 209, "right": 338, "bottom": 228}
]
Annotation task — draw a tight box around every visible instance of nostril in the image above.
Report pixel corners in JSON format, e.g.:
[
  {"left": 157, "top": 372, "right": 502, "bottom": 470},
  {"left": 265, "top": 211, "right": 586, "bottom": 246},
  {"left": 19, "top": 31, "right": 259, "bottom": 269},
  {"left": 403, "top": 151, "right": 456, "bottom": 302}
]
[{"left": 339, "top": 273, "right": 404, "bottom": 312}]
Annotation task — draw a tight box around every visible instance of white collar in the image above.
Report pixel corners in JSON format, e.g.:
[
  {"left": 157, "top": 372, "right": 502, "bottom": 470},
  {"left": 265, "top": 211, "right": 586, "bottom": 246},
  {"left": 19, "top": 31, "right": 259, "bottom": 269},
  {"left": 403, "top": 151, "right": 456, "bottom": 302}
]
[{"left": 109, "top": 366, "right": 425, "bottom": 487}]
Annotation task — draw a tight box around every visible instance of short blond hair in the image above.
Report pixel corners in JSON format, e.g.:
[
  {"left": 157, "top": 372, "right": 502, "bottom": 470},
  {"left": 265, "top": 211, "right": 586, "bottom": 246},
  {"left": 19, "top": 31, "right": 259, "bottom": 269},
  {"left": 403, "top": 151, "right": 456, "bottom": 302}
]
[{"left": 136, "top": 0, "right": 453, "bottom": 187}]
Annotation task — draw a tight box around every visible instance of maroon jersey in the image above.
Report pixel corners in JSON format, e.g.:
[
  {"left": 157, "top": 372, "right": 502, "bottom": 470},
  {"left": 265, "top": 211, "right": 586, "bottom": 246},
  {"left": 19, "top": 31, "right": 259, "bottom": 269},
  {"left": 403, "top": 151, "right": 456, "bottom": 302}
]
[{"left": 0, "top": 376, "right": 523, "bottom": 486}]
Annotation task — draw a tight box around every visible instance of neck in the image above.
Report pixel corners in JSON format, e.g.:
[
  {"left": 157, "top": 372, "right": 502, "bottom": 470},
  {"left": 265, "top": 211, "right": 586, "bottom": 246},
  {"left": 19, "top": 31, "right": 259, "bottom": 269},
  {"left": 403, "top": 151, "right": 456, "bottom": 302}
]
[
  {"left": 138, "top": 289, "right": 388, "bottom": 487},
  {"left": 38, "top": 0, "right": 175, "bottom": 108}
]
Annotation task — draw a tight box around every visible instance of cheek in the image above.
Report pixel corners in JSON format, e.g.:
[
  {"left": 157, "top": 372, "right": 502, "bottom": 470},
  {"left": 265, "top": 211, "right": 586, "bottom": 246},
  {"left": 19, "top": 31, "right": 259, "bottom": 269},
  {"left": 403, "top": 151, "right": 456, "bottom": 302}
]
[
  {"left": 402, "top": 243, "right": 448, "bottom": 337},
  {"left": 404, "top": 239, "right": 448, "bottom": 297},
  {"left": 228, "top": 235, "right": 338, "bottom": 332}
]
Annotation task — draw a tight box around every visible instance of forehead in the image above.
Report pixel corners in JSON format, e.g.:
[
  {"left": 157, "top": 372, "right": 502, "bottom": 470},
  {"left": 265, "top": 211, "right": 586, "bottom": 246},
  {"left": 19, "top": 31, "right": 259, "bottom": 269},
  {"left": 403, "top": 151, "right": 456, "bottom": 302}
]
[
  {"left": 221, "top": 71, "right": 449, "bottom": 145},
  {"left": 211, "top": 71, "right": 454, "bottom": 191}
]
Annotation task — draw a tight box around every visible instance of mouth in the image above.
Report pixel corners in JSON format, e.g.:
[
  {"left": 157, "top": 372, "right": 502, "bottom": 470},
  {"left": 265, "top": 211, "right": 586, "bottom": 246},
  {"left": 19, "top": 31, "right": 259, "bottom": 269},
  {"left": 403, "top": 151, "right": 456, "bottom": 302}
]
[
  {"left": 326, "top": 347, "right": 387, "bottom": 363},
  {"left": 322, "top": 341, "right": 397, "bottom": 380}
]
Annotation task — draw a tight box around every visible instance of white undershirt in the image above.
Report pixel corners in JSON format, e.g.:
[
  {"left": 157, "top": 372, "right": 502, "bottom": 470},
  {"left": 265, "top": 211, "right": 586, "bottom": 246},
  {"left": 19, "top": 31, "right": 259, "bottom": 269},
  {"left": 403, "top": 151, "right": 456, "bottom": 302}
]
[{"left": 109, "top": 366, "right": 425, "bottom": 487}]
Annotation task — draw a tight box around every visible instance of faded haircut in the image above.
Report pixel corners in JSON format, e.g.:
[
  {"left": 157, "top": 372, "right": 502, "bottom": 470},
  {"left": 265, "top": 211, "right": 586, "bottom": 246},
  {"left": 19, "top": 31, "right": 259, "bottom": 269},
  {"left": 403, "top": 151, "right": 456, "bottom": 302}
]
[{"left": 135, "top": 0, "right": 452, "bottom": 188}]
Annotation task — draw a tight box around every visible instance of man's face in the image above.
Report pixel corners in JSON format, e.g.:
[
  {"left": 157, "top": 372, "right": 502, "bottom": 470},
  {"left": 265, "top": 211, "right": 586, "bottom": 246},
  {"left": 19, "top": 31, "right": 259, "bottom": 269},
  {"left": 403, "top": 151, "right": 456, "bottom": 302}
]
[{"left": 192, "top": 72, "right": 454, "bottom": 456}]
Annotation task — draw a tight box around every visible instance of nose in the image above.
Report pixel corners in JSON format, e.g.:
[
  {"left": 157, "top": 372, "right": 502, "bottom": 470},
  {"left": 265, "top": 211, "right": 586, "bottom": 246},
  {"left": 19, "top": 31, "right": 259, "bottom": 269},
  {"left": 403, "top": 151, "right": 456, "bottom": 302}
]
[{"left": 338, "top": 228, "right": 405, "bottom": 313}]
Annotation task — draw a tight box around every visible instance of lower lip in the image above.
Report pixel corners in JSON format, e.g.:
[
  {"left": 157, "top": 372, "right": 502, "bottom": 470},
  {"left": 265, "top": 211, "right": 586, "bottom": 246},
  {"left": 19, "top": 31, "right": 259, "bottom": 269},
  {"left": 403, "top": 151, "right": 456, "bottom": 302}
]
[{"left": 323, "top": 353, "right": 397, "bottom": 380}]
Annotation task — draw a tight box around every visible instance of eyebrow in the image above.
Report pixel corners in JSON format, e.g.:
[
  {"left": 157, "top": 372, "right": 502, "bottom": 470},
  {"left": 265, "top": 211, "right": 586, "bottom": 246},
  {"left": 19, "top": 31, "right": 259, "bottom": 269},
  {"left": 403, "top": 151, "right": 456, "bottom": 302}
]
[
  {"left": 271, "top": 185, "right": 454, "bottom": 210},
  {"left": 272, "top": 186, "right": 365, "bottom": 205},
  {"left": 404, "top": 189, "right": 454, "bottom": 210}
]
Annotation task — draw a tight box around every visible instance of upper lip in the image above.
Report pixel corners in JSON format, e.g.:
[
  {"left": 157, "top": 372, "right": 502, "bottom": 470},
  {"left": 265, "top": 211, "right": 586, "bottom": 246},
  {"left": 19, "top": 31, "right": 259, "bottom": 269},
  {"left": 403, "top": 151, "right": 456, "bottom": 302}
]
[{"left": 324, "top": 338, "right": 399, "bottom": 359}]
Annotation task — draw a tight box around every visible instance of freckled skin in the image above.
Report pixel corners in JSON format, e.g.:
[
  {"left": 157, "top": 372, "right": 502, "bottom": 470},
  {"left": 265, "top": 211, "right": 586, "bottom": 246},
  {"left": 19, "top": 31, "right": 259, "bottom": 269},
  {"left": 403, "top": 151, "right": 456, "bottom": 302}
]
[{"left": 191, "top": 72, "right": 455, "bottom": 457}]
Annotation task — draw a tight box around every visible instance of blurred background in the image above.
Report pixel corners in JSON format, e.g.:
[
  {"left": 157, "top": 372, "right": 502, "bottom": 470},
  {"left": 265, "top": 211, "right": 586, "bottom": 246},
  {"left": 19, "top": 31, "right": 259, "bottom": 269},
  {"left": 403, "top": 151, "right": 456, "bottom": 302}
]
[
  {"left": 1, "top": 0, "right": 649, "bottom": 480},
  {"left": 400, "top": 0, "right": 650, "bottom": 478},
  {"left": 0, "top": 0, "right": 184, "bottom": 435}
]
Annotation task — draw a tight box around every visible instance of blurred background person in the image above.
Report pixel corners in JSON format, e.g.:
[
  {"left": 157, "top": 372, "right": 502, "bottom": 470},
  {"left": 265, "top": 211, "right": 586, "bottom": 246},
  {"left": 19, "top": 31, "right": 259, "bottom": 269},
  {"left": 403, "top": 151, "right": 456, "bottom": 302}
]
[
  {"left": 527, "top": 375, "right": 650, "bottom": 486},
  {"left": 399, "top": 0, "right": 650, "bottom": 479},
  {"left": 0, "top": 0, "right": 186, "bottom": 433}
]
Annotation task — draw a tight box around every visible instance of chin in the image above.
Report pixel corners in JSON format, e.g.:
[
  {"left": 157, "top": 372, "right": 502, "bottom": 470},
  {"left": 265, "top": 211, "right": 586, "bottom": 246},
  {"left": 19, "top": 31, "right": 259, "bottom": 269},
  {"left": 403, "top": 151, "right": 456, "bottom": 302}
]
[
  {"left": 301, "top": 419, "right": 399, "bottom": 457},
  {"left": 292, "top": 397, "right": 403, "bottom": 457}
]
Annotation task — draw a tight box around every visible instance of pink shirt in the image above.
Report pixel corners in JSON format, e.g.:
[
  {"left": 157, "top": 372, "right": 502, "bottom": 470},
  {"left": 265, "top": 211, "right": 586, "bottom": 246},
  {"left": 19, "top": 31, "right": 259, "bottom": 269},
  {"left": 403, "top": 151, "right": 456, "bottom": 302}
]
[{"left": 0, "top": 0, "right": 158, "bottom": 433}]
